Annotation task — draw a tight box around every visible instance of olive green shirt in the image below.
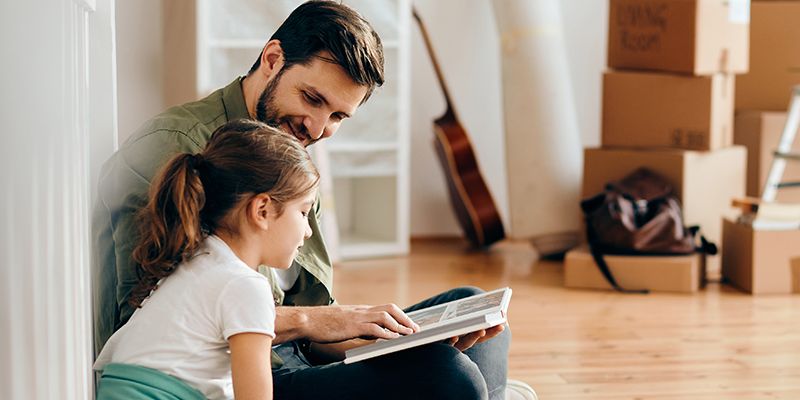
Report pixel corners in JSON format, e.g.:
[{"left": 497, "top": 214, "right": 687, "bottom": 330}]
[{"left": 91, "top": 78, "right": 334, "bottom": 367}]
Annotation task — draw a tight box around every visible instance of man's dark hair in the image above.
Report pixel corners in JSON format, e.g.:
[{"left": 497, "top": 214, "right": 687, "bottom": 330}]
[{"left": 248, "top": 0, "right": 385, "bottom": 103}]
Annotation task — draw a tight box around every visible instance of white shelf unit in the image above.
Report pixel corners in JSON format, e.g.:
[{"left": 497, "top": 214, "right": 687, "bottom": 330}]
[{"left": 195, "top": 0, "right": 411, "bottom": 260}]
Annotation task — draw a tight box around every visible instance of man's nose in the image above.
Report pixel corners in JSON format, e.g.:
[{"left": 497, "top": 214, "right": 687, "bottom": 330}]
[{"left": 303, "top": 113, "right": 329, "bottom": 140}]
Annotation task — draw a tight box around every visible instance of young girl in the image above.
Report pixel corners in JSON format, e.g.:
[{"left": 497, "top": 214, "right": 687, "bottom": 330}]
[{"left": 94, "top": 119, "right": 320, "bottom": 400}]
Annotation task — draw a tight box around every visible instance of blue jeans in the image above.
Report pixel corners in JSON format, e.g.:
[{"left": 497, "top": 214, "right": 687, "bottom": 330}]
[{"left": 272, "top": 287, "right": 510, "bottom": 400}]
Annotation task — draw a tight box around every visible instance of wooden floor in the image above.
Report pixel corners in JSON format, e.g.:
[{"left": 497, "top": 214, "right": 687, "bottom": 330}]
[{"left": 333, "top": 238, "right": 800, "bottom": 399}]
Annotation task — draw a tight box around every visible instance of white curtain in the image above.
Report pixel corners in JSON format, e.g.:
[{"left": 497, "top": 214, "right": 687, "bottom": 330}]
[{"left": 0, "top": 0, "right": 117, "bottom": 397}]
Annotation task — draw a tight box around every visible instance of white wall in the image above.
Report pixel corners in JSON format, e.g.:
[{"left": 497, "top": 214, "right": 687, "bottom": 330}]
[
  {"left": 116, "top": 0, "right": 164, "bottom": 143},
  {"left": 115, "top": 0, "right": 608, "bottom": 238}
]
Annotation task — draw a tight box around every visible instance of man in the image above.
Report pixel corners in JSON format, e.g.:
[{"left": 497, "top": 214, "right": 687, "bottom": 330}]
[{"left": 92, "top": 1, "right": 534, "bottom": 399}]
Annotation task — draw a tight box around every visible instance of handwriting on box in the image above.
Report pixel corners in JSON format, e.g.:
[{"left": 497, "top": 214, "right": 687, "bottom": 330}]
[
  {"left": 615, "top": 2, "right": 667, "bottom": 53},
  {"left": 671, "top": 128, "right": 707, "bottom": 149}
]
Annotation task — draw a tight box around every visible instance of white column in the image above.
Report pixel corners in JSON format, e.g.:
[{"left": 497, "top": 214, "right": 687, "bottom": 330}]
[{"left": 492, "top": 0, "right": 583, "bottom": 255}]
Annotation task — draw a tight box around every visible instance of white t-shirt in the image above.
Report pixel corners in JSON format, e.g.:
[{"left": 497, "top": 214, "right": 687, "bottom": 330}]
[{"left": 94, "top": 235, "right": 276, "bottom": 400}]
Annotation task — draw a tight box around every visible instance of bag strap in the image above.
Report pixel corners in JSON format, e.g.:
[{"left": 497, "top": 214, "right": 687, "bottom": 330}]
[
  {"left": 585, "top": 220, "right": 649, "bottom": 294},
  {"left": 687, "top": 225, "right": 718, "bottom": 289},
  {"left": 688, "top": 226, "right": 718, "bottom": 255}
]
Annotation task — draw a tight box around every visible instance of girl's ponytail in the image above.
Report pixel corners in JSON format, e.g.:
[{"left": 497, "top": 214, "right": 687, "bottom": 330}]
[
  {"left": 129, "top": 153, "right": 206, "bottom": 308},
  {"left": 127, "top": 119, "right": 320, "bottom": 308}
]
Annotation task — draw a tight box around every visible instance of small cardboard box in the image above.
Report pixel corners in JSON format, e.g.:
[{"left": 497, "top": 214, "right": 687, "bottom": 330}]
[
  {"left": 602, "top": 71, "right": 734, "bottom": 151},
  {"left": 722, "top": 218, "right": 800, "bottom": 294},
  {"left": 583, "top": 146, "right": 746, "bottom": 275},
  {"left": 735, "top": 1, "right": 800, "bottom": 111},
  {"left": 564, "top": 247, "right": 702, "bottom": 293},
  {"left": 792, "top": 257, "right": 800, "bottom": 294},
  {"left": 607, "top": 0, "right": 749, "bottom": 75},
  {"left": 733, "top": 111, "right": 800, "bottom": 202}
]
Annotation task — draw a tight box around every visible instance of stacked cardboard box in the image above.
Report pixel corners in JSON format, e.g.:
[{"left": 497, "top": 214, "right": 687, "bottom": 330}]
[
  {"left": 567, "top": 0, "right": 749, "bottom": 292},
  {"left": 724, "top": 1, "right": 800, "bottom": 294},
  {"left": 723, "top": 218, "right": 800, "bottom": 294},
  {"left": 793, "top": 257, "right": 800, "bottom": 293},
  {"left": 734, "top": 111, "right": 800, "bottom": 203},
  {"left": 565, "top": 247, "right": 702, "bottom": 293},
  {"left": 734, "top": 1, "right": 800, "bottom": 202},
  {"left": 735, "top": 1, "right": 800, "bottom": 112}
]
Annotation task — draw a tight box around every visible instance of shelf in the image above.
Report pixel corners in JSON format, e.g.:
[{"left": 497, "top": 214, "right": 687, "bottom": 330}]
[
  {"left": 326, "top": 142, "right": 398, "bottom": 152},
  {"left": 332, "top": 167, "right": 397, "bottom": 178},
  {"left": 329, "top": 150, "right": 398, "bottom": 178},
  {"left": 207, "top": 38, "right": 399, "bottom": 50},
  {"left": 339, "top": 235, "right": 408, "bottom": 259},
  {"left": 332, "top": 176, "right": 400, "bottom": 255},
  {"left": 208, "top": 39, "right": 265, "bottom": 49},
  {"left": 205, "top": 0, "right": 402, "bottom": 45}
]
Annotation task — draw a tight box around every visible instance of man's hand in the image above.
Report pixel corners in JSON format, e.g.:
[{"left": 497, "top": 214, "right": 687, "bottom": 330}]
[
  {"left": 446, "top": 324, "right": 505, "bottom": 352},
  {"left": 274, "top": 304, "right": 420, "bottom": 345}
]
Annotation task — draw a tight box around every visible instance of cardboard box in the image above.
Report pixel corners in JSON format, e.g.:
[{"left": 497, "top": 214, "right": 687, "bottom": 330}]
[
  {"left": 565, "top": 247, "right": 702, "bottom": 293},
  {"left": 607, "top": 0, "right": 749, "bottom": 75},
  {"left": 602, "top": 71, "right": 734, "bottom": 151},
  {"left": 735, "top": 1, "right": 800, "bottom": 111},
  {"left": 792, "top": 257, "right": 800, "bottom": 294},
  {"left": 582, "top": 146, "right": 746, "bottom": 275},
  {"left": 734, "top": 111, "right": 800, "bottom": 202},
  {"left": 722, "top": 218, "right": 800, "bottom": 294}
]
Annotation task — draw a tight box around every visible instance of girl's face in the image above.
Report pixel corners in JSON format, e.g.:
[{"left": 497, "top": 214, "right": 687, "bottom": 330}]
[{"left": 260, "top": 190, "right": 316, "bottom": 269}]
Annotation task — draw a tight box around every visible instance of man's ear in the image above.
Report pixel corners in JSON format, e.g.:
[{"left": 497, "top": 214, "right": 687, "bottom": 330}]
[
  {"left": 259, "top": 39, "right": 285, "bottom": 79},
  {"left": 248, "top": 193, "right": 273, "bottom": 231}
]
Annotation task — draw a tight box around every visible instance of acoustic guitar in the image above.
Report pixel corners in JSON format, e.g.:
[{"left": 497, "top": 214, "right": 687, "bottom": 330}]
[{"left": 413, "top": 9, "right": 505, "bottom": 248}]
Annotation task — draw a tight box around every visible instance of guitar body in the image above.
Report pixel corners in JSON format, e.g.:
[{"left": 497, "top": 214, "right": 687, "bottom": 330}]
[{"left": 433, "top": 111, "right": 505, "bottom": 247}]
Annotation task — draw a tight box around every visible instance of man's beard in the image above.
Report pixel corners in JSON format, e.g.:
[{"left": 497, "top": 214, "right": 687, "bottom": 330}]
[
  {"left": 255, "top": 69, "right": 317, "bottom": 147},
  {"left": 255, "top": 68, "right": 284, "bottom": 127}
]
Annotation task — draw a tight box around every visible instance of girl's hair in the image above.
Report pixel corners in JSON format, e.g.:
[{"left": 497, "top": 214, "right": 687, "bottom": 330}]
[{"left": 128, "top": 119, "right": 320, "bottom": 308}]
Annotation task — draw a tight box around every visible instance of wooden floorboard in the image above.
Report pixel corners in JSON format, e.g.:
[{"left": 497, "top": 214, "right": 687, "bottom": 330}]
[{"left": 333, "top": 238, "right": 800, "bottom": 399}]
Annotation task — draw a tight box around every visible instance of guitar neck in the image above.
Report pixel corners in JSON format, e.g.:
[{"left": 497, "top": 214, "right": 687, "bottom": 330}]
[{"left": 412, "top": 8, "right": 455, "bottom": 112}]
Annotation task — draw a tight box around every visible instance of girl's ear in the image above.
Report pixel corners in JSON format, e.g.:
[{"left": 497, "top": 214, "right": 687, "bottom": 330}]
[{"left": 248, "top": 193, "right": 273, "bottom": 231}]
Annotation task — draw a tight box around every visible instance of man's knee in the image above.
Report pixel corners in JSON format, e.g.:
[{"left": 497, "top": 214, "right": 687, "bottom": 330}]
[
  {"left": 450, "top": 285, "right": 484, "bottom": 300},
  {"left": 494, "top": 322, "right": 512, "bottom": 350},
  {"left": 409, "top": 344, "right": 488, "bottom": 400}
]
